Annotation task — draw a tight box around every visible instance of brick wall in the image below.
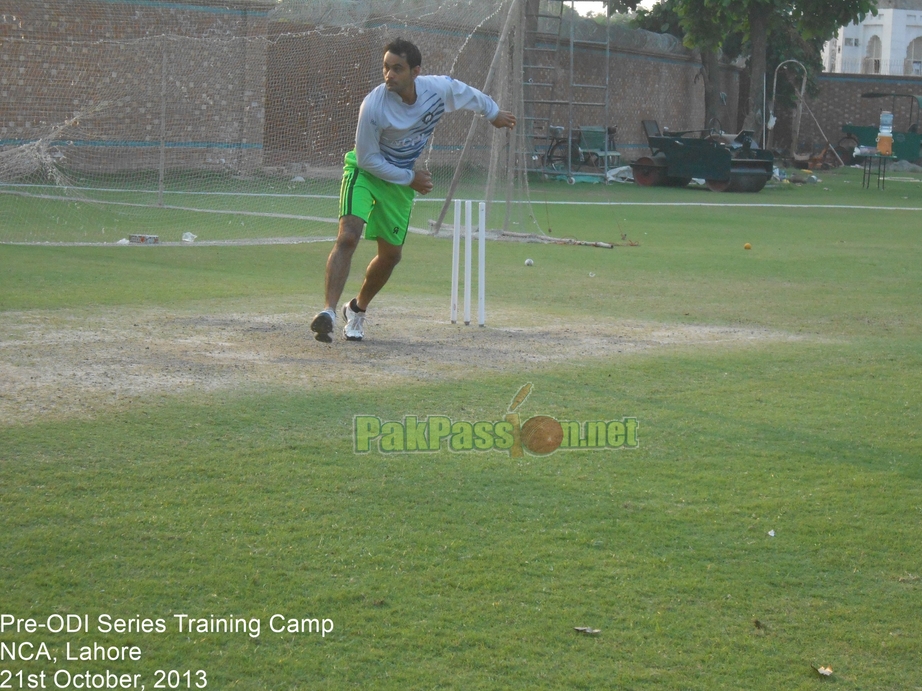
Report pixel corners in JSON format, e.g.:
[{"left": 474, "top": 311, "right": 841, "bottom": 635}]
[
  {"left": 263, "top": 23, "right": 501, "bottom": 170},
  {"left": 264, "top": 25, "right": 741, "bottom": 167},
  {"left": 1, "top": 1, "right": 741, "bottom": 175},
  {"left": 774, "top": 73, "right": 922, "bottom": 162},
  {"left": 593, "top": 49, "right": 740, "bottom": 158},
  {"left": 0, "top": 0, "right": 272, "bottom": 172}
]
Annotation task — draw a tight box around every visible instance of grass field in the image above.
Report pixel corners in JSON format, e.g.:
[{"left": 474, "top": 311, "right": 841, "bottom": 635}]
[{"left": 2, "top": 167, "right": 922, "bottom": 689}]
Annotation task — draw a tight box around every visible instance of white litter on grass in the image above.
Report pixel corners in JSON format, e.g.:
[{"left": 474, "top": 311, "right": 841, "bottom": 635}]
[
  {"left": 290, "top": 176, "right": 306, "bottom": 182},
  {"left": 182, "top": 232, "right": 197, "bottom": 243},
  {"left": 768, "top": 530, "right": 775, "bottom": 537},
  {"left": 606, "top": 165, "right": 634, "bottom": 183}
]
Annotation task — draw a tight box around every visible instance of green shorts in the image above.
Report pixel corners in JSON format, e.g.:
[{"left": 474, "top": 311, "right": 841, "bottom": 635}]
[{"left": 340, "top": 150, "right": 415, "bottom": 246}]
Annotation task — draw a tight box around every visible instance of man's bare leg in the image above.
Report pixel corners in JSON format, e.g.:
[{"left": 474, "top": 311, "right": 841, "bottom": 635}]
[
  {"left": 340, "top": 238, "right": 402, "bottom": 341},
  {"left": 325, "top": 215, "right": 365, "bottom": 310},
  {"left": 311, "top": 215, "right": 364, "bottom": 342},
  {"left": 355, "top": 238, "right": 402, "bottom": 311}
]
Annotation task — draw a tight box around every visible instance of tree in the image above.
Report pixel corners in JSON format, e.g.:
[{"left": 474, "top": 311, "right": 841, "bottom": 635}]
[
  {"left": 634, "top": 0, "right": 739, "bottom": 132},
  {"left": 677, "top": 0, "right": 877, "bottom": 136},
  {"left": 621, "top": 0, "right": 876, "bottom": 147},
  {"left": 600, "top": 0, "right": 641, "bottom": 11}
]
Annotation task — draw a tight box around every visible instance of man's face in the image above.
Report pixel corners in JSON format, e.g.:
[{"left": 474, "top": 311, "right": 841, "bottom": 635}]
[{"left": 382, "top": 51, "right": 419, "bottom": 96}]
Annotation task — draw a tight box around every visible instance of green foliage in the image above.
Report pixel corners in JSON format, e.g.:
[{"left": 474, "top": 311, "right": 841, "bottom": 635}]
[
  {"left": 793, "top": 0, "right": 878, "bottom": 41},
  {"left": 632, "top": 0, "right": 684, "bottom": 39},
  {"left": 588, "top": 11, "right": 636, "bottom": 28},
  {"left": 601, "top": 0, "right": 641, "bottom": 12},
  {"left": 767, "top": 28, "right": 825, "bottom": 108},
  {"left": 675, "top": 0, "right": 729, "bottom": 51},
  {"left": 673, "top": 0, "right": 879, "bottom": 126},
  {"left": 684, "top": 0, "right": 877, "bottom": 45}
]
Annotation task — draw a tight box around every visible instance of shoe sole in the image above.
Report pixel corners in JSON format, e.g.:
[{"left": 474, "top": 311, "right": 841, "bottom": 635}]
[
  {"left": 310, "top": 312, "right": 333, "bottom": 343},
  {"left": 343, "top": 306, "right": 363, "bottom": 341}
]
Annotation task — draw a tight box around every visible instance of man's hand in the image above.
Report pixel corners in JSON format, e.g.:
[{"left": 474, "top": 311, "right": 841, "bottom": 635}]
[
  {"left": 491, "top": 110, "right": 516, "bottom": 130},
  {"left": 410, "top": 169, "right": 433, "bottom": 195}
]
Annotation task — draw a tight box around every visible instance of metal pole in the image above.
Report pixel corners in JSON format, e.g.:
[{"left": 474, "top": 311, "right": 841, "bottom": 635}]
[
  {"left": 568, "top": 0, "right": 575, "bottom": 178},
  {"left": 159, "top": 35, "right": 167, "bottom": 207},
  {"left": 604, "top": 1, "right": 611, "bottom": 172},
  {"left": 769, "top": 60, "right": 807, "bottom": 155},
  {"left": 433, "top": 0, "right": 520, "bottom": 233},
  {"left": 503, "top": 0, "right": 524, "bottom": 234}
]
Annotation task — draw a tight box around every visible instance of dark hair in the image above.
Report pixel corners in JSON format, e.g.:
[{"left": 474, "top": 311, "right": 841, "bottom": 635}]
[{"left": 384, "top": 38, "right": 422, "bottom": 69}]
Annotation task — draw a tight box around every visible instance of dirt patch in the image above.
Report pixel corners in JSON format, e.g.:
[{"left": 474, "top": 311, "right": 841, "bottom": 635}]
[{"left": 0, "top": 300, "right": 799, "bottom": 425}]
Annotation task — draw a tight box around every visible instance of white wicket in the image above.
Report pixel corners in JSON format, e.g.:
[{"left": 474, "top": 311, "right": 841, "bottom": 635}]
[{"left": 450, "top": 199, "right": 486, "bottom": 327}]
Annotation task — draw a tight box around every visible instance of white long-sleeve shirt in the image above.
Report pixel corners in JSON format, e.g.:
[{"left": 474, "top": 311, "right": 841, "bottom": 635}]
[{"left": 354, "top": 75, "right": 501, "bottom": 185}]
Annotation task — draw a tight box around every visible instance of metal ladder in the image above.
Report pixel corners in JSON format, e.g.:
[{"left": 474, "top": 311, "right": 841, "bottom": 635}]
[{"left": 522, "top": 0, "right": 614, "bottom": 181}]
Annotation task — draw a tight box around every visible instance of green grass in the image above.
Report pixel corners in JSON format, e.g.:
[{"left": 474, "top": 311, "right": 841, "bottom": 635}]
[
  {"left": 2, "top": 171, "right": 922, "bottom": 689},
  {"left": 4, "top": 164, "right": 920, "bottom": 244}
]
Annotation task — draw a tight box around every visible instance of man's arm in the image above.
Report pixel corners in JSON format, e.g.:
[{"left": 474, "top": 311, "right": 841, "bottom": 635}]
[
  {"left": 439, "top": 76, "right": 505, "bottom": 122},
  {"left": 437, "top": 77, "right": 516, "bottom": 131}
]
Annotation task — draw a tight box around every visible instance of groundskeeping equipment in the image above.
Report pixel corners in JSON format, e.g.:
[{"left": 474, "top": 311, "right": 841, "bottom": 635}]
[{"left": 631, "top": 120, "right": 774, "bottom": 193}]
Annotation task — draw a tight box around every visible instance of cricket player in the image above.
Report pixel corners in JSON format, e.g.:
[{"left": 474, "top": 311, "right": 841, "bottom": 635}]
[{"left": 310, "top": 38, "right": 516, "bottom": 342}]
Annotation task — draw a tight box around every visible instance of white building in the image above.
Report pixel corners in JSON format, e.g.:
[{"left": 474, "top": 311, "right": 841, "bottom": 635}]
[{"left": 824, "top": 0, "right": 922, "bottom": 75}]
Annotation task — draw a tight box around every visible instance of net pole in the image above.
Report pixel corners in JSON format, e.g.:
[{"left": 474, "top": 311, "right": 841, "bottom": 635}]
[
  {"left": 433, "top": 0, "right": 520, "bottom": 233},
  {"left": 158, "top": 35, "right": 167, "bottom": 208},
  {"left": 503, "top": 0, "right": 525, "bottom": 234}
]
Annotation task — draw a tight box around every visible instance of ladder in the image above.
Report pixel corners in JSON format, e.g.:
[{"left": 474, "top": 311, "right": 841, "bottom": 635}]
[{"left": 522, "top": 0, "right": 615, "bottom": 181}]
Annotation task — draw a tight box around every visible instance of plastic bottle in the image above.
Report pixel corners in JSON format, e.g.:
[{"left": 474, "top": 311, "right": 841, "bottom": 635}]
[{"left": 879, "top": 111, "right": 893, "bottom": 135}]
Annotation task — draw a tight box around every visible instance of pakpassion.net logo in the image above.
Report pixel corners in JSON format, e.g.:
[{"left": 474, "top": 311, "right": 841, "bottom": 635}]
[{"left": 354, "top": 384, "right": 638, "bottom": 456}]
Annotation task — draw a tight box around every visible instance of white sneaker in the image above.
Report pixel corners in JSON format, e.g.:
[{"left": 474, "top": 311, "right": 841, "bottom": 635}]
[
  {"left": 343, "top": 301, "right": 366, "bottom": 341},
  {"left": 310, "top": 309, "right": 336, "bottom": 343}
]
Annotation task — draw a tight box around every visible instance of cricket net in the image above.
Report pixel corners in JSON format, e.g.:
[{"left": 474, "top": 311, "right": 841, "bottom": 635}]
[{"left": 0, "top": 0, "right": 540, "bottom": 245}]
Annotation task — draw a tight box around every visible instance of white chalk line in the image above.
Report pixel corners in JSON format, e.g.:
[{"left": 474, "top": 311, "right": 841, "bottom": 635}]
[{"left": 3, "top": 186, "right": 920, "bottom": 216}]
